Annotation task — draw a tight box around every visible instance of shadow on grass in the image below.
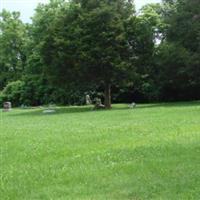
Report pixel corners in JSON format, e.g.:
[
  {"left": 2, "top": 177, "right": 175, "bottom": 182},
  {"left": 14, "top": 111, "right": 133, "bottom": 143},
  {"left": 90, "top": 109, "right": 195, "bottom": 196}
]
[
  {"left": 9, "top": 101, "right": 200, "bottom": 117},
  {"left": 9, "top": 106, "right": 93, "bottom": 117},
  {"left": 138, "top": 101, "right": 200, "bottom": 109},
  {"left": 9, "top": 105, "right": 130, "bottom": 117}
]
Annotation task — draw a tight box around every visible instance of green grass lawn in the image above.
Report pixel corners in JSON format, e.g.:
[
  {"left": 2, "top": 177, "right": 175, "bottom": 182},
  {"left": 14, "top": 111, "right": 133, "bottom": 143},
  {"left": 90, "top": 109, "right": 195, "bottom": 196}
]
[{"left": 1, "top": 102, "right": 200, "bottom": 200}]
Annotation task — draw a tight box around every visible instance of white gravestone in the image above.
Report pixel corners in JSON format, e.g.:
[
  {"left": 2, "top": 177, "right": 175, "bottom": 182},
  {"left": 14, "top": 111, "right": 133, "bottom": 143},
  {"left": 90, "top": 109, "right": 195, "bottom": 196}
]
[{"left": 86, "top": 95, "right": 92, "bottom": 105}]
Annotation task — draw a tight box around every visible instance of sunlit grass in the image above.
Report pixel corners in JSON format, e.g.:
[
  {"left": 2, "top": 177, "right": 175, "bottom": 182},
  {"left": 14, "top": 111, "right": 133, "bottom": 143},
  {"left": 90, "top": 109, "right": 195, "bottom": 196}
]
[{"left": 1, "top": 102, "right": 200, "bottom": 199}]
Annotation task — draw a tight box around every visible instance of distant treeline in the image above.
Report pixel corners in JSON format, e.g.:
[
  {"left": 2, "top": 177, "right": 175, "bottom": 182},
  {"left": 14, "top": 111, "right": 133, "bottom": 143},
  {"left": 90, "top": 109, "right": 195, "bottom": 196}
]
[{"left": 0, "top": 0, "right": 199, "bottom": 107}]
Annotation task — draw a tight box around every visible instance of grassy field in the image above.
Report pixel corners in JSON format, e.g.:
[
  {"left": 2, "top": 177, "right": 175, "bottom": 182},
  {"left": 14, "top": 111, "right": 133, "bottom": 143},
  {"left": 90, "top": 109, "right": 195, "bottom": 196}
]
[{"left": 0, "top": 102, "right": 200, "bottom": 200}]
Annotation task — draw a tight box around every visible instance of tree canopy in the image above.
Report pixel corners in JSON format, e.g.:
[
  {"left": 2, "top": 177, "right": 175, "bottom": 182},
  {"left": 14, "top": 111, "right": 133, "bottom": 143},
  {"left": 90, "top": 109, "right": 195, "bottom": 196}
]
[{"left": 0, "top": 0, "right": 199, "bottom": 107}]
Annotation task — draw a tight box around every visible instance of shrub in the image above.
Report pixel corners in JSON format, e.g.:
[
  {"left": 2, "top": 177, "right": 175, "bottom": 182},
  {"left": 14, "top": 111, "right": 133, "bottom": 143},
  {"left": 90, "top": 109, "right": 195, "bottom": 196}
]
[{"left": 1, "top": 80, "right": 24, "bottom": 107}]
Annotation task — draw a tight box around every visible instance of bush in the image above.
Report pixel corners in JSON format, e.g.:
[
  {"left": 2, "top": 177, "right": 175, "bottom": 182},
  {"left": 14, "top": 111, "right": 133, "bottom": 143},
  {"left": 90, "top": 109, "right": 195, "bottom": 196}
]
[
  {"left": 19, "top": 76, "right": 57, "bottom": 106},
  {"left": 0, "top": 92, "right": 5, "bottom": 107},
  {"left": 1, "top": 80, "right": 24, "bottom": 107},
  {"left": 0, "top": 76, "right": 89, "bottom": 107}
]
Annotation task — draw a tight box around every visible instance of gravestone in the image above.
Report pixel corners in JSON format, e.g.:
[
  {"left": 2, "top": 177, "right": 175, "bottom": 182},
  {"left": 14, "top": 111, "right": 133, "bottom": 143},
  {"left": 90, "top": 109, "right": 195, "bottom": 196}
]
[
  {"left": 94, "top": 97, "right": 105, "bottom": 109},
  {"left": 42, "top": 104, "right": 56, "bottom": 114},
  {"left": 3, "top": 102, "right": 12, "bottom": 112},
  {"left": 86, "top": 95, "right": 92, "bottom": 105},
  {"left": 129, "top": 102, "right": 136, "bottom": 109},
  {"left": 43, "top": 109, "right": 56, "bottom": 114}
]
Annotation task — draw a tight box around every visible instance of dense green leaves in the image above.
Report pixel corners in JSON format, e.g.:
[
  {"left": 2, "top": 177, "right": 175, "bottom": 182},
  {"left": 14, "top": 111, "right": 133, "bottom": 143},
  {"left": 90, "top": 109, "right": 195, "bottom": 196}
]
[
  {"left": 156, "top": 0, "right": 200, "bottom": 101},
  {"left": 0, "top": 0, "right": 199, "bottom": 106},
  {"left": 0, "top": 10, "right": 27, "bottom": 89},
  {"left": 77, "top": 0, "right": 136, "bottom": 107}
]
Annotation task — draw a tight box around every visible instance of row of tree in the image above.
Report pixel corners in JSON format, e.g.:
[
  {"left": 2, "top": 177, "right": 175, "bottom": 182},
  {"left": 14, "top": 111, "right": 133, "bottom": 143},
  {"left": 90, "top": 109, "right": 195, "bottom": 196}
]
[{"left": 0, "top": 0, "right": 199, "bottom": 108}]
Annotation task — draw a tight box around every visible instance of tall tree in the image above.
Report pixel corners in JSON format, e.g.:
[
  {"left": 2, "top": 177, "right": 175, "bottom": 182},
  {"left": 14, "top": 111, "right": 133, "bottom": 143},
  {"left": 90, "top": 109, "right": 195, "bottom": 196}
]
[
  {"left": 124, "top": 3, "right": 164, "bottom": 101},
  {"left": 29, "top": 0, "right": 82, "bottom": 91},
  {"left": 31, "top": 0, "right": 136, "bottom": 108},
  {"left": 77, "top": 0, "right": 136, "bottom": 108},
  {"left": 156, "top": 0, "right": 200, "bottom": 100},
  {"left": 0, "top": 10, "right": 27, "bottom": 89}
]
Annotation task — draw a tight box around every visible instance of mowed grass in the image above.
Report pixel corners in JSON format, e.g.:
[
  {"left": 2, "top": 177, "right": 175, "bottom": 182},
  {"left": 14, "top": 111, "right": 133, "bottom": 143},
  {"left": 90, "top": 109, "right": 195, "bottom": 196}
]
[{"left": 0, "top": 102, "right": 200, "bottom": 200}]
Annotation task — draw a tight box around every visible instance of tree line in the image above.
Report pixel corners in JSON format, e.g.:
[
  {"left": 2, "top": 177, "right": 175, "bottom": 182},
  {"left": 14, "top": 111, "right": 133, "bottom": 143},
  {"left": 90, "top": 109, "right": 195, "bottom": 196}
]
[{"left": 0, "top": 0, "right": 199, "bottom": 108}]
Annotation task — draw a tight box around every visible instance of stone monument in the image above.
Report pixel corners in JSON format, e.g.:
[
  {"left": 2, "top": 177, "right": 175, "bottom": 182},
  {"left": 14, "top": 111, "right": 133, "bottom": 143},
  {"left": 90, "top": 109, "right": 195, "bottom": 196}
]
[
  {"left": 94, "top": 97, "right": 105, "bottom": 109},
  {"left": 86, "top": 95, "right": 92, "bottom": 105},
  {"left": 3, "top": 102, "right": 12, "bottom": 112},
  {"left": 129, "top": 102, "right": 136, "bottom": 109}
]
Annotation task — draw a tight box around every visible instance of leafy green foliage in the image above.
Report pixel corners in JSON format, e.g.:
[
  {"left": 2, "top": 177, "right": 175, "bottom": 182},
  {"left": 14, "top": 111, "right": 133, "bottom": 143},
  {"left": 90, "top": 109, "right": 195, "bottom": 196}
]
[
  {"left": 0, "top": 10, "right": 27, "bottom": 89},
  {"left": 0, "top": 0, "right": 199, "bottom": 106},
  {"left": 0, "top": 80, "right": 24, "bottom": 106},
  {"left": 77, "top": 0, "right": 136, "bottom": 108},
  {"left": 156, "top": 0, "right": 200, "bottom": 101},
  {"left": 0, "top": 76, "right": 90, "bottom": 106}
]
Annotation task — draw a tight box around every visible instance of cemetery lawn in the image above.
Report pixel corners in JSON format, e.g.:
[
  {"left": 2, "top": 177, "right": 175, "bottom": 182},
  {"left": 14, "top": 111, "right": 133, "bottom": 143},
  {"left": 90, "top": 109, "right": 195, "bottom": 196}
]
[{"left": 1, "top": 102, "right": 200, "bottom": 200}]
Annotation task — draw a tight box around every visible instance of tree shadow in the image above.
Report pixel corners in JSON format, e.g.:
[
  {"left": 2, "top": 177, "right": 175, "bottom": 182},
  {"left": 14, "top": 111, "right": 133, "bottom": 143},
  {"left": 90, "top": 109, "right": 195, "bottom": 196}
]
[
  {"left": 138, "top": 101, "right": 200, "bottom": 109},
  {"left": 8, "top": 101, "right": 200, "bottom": 117},
  {"left": 9, "top": 106, "right": 93, "bottom": 117}
]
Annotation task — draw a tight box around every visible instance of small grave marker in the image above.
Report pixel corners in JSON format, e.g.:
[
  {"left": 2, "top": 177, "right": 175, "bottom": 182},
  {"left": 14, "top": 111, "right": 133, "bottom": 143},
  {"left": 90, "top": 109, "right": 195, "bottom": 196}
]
[
  {"left": 94, "top": 97, "right": 105, "bottom": 109},
  {"left": 86, "top": 95, "right": 92, "bottom": 105},
  {"left": 129, "top": 102, "right": 136, "bottom": 109},
  {"left": 3, "top": 102, "right": 12, "bottom": 112},
  {"left": 43, "top": 109, "right": 56, "bottom": 114}
]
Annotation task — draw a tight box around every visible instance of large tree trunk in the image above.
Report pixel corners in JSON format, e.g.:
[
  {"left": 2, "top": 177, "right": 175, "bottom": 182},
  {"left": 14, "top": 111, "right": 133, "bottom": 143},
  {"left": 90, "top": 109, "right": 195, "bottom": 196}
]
[{"left": 104, "top": 83, "right": 111, "bottom": 109}]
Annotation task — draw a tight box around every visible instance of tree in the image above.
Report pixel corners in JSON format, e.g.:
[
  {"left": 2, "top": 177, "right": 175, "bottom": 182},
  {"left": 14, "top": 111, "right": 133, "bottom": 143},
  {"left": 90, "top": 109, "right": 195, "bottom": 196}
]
[
  {"left": 156, "top": 0, "right": 200, "bottom": 101},
  {"left": 0, "top": 10, "right": 27, "bottom": 89},
  {"left": 123, "top": 3, "right": 164, "bottom": 101},
  {"left": 29, "top": 0, "right": 82, "bottom": 92},
  {"left": 76, "top": 0, "right": 136, "bottom": 108},
  {"left": 31, "top": 0, "right": 137, "bottom": 108}
]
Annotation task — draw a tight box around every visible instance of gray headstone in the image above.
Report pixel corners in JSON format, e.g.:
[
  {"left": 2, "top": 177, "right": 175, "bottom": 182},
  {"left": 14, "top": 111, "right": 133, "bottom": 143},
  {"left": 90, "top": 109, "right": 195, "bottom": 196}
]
[
  {"left": 94, "top": 97, "right": 105, "bottom": 109},
  {"left": 129, "top": 102, "right": 136, "bottom": 109},
  {"left": 43, "top": 109, "right": 56, "bottom": 114},
  {"left": 3, "top": 102, "right": 12, "bottom": 112},
  {"left": 86, "top": 95, "right": 92, "bottom": 105}
]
